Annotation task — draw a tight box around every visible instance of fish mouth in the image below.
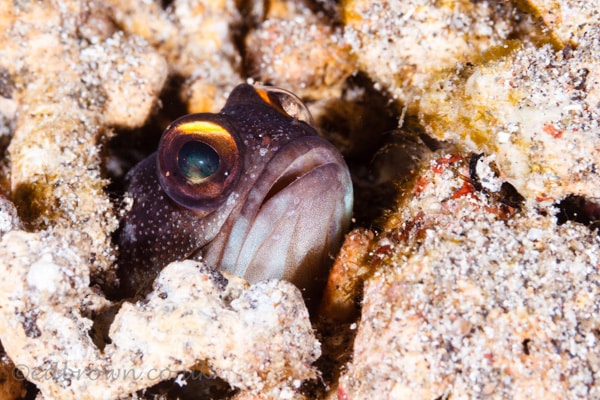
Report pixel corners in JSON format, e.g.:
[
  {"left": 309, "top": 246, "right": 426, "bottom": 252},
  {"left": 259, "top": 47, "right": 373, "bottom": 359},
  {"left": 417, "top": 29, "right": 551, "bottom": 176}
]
[
  {"left": 204, "top": 135, "right": 353, "bottom": 295},
  {"left": 258, "top": 139, "right": 343, "bottom": 210}
]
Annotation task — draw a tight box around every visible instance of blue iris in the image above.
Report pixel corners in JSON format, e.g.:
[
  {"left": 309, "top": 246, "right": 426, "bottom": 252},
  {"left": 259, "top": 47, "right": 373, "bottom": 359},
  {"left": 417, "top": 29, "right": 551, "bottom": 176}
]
[{"left": 178, "top": 141, "right": 220, "bottom": 183}]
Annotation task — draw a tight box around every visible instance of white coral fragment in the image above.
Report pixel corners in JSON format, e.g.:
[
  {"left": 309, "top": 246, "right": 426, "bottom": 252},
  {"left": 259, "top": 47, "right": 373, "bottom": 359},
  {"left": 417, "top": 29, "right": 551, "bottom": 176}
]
[
  {"left": 338, "top": 152, "right": 600, "bottom": 399},
  {"left": 420, "top": 37, "right": 600, "bottom": 201},
  {"left": 0, "top": 232, "right": 320, "bottom": 400}
]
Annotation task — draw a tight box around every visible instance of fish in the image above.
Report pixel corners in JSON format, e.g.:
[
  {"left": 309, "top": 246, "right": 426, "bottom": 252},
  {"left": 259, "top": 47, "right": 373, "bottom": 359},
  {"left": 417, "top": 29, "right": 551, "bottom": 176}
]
[{"left": 116, "top": 83, "right": 353, "bottom": 305}]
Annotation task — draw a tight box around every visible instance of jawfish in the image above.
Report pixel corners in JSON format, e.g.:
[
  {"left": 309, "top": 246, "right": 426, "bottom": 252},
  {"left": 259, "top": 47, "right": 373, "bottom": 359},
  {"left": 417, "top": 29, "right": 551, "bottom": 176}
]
[{"left": 117, "top": 84, "right": 353, "bottom": 305}]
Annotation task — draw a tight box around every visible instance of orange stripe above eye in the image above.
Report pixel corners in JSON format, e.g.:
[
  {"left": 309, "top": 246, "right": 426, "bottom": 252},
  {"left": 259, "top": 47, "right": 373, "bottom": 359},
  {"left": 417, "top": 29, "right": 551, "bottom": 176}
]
[
  {"left": 255, "top": 88, "right": 276, "bottom": 107},
  {"left": 177, "top": 121, "right": 230, "bottom": 137}
]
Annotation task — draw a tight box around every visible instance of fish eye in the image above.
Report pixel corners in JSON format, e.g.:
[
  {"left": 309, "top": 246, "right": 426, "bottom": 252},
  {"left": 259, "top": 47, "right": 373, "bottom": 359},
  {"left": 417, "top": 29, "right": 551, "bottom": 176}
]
[
  {"left": 254, "top": 85, "right": 316, "bottom": 128},
  {"left": 178, "top": 141, "right": 220, "bottom": 184},
  {"left": 157, "top": 116, "right": 242, "bottom": 211}
]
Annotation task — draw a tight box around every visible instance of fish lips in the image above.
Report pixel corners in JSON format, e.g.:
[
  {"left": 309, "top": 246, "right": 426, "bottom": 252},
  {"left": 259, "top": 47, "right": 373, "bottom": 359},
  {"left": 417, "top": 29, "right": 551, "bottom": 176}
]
[{"left": 206, "top": 135, "right": 353, "bottom": 295}]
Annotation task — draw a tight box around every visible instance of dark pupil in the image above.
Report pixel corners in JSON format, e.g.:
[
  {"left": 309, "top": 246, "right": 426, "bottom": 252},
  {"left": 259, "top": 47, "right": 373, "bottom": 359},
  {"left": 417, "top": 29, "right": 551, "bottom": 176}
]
[{"left": 178, "top": 141, "right": 220, "bottom": 183}]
